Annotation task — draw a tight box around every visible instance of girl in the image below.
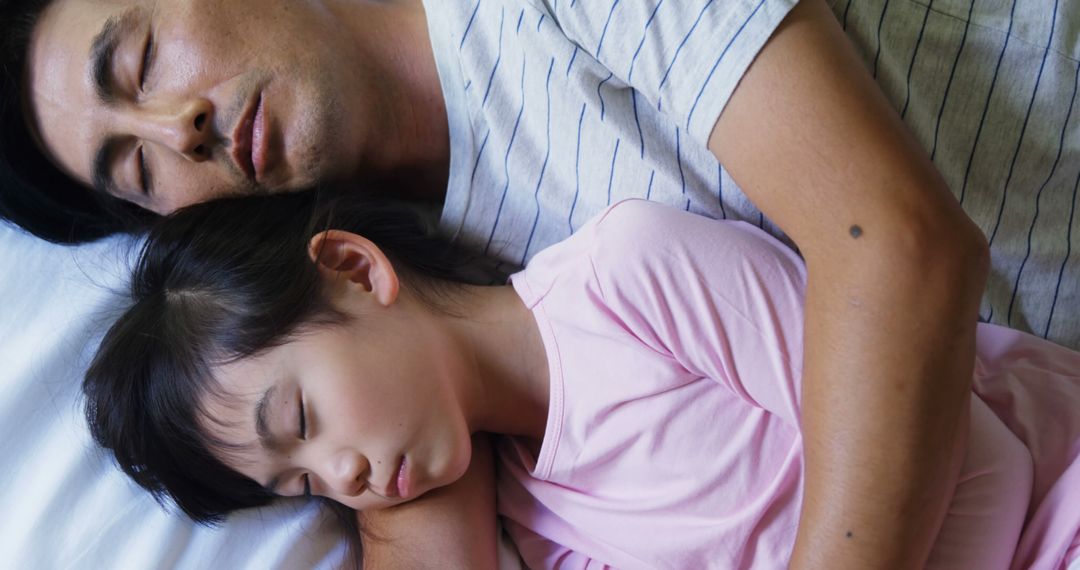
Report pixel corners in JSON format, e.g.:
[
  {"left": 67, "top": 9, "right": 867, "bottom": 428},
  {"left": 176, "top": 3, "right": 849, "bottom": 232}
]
[{"left": 84, "top": 192, "right": 1080, "bottom": 569}]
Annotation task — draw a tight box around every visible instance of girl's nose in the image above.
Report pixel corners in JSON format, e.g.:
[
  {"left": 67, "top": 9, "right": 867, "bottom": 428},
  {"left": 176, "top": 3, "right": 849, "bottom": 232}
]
[{"left": 322, "top": 449, "right": 368, "bottom": 497}]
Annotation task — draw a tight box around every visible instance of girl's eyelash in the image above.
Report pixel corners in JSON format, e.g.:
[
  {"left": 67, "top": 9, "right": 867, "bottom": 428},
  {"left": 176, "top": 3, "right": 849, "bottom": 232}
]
[
  {"left": 138, "top": 146, "right": 151, "bottom": 196},
  {"left": 298, "top": 395, "right": 307, "bottom": 440},
  {"left": 302, "top": 474, "right": 312, "bottom": 498}
]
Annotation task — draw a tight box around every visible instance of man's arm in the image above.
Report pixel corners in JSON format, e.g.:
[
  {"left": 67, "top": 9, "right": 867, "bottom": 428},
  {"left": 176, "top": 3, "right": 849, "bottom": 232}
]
[
  {"left": 360, "top": 434, "right": 499, "bottom": 569},
  {"left": 708, "top": 1, "right": 988, "bottom": 566}
]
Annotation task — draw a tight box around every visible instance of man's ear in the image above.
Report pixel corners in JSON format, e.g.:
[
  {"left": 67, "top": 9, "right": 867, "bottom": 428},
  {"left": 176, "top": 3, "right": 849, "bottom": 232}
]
[{"left": 308, "top": 230, "right": 400, "bottom": 307}]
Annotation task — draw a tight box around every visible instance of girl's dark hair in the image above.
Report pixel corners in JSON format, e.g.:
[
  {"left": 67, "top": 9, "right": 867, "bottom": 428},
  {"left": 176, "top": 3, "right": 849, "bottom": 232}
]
[
  {"left": 1, "top": 0, "right": 156, "bottom": 243},
  {"left": 83, "top": 191, "right": 473, "bottom": 563}
]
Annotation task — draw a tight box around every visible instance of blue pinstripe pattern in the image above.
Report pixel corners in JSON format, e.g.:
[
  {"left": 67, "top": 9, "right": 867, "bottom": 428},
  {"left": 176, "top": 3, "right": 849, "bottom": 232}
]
[
  {"left": 460, "top": 0, "right": 483, "bottom": 49},
  {"left": 627, "top": 0, "right": 665, "bottom": 83},
  {"left": 1010, "top": 50, "right": 1076, "bottom": 329},
  {"left": 657, "top": 0, "right": 715, "bottom": 97},
  {"left": 482, "top": 8, "right": 506, "bottom": 108},
  {"left": 516, "top": 9, "right": 525, "bottom": 34},
  {"left": 596, "top": 0, "right": 622, "bottom": 57},
  {"left": 485, "top": 54, "right": 528, "bottom": 255},
  {"left": 990, "top": 0, "right": 1059, "bottom": 247},
  {"left": 607, "top": 139, "right": 621, "bottom": 205},
  {"left": 470, "top": 130, "right": 492, "bottom": 185},
  {"left": 568, "top": 102, "right": 588, "bottom": 233},
  {"left": 675, "top": 127, "right": 689, "bottom": 210},
  {"left": 717, "top": 164, "right": 726, "bottom": 219},
  {"left": 959, "top": 0, "right": 1017, "bottom": 205},
  {"left": 871, "top": 1, "right": 891, "bottom": 78},
  {"left": 1045, "top": 167, "right": 1080, "bottom": 334},
  {"left": 1045, "top": 68, "right": 1080, "bottom": 338},
  {"left": 598, "top": 72, "right": 614, "bottom": 121},
  {"left": 687, "top": 0, "right": 766, "bottom": 131},
  {"left": 522, "top": 58, "right": 557, "bottom": 264},
  {"left": 632, "top": 91, "right": 646, "bottom": 159},
  {"left": 430, "top": 0, "right": 1078, "bottom": 346},
  {"left": 930, "top": 1, "right": 974, "bottom": 161},
  {"left": 899, "top": 0, "right": 933, "bottom": 119}
]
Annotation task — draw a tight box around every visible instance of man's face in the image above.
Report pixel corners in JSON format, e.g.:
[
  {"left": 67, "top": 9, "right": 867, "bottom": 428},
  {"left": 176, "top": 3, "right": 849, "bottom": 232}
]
[{"left": 26, "top": 0, "right": 378, "bottom": 213}]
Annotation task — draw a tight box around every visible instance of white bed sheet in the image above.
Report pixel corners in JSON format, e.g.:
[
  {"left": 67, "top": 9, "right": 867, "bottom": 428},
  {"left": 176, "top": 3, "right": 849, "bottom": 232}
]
[{"left": 0, "top": 222, "right": 347, "bottom": 569}]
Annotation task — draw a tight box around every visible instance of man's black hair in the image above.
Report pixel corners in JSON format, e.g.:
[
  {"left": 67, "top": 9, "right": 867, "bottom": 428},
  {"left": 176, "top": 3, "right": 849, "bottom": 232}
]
[{"left": 1, "top": 0, "right": 155, "bottom": 244}]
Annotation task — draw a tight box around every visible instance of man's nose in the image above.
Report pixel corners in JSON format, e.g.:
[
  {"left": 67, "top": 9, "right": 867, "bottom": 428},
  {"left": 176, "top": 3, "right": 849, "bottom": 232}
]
[{"left": 124, "top": 97, "right": 215, "bottom": 161}]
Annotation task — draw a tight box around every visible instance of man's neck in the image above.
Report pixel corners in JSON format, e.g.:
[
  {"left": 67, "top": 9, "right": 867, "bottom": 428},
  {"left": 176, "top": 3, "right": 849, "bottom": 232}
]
[{"left": 331, "top": 0, "right": 451, "bottom": 201}]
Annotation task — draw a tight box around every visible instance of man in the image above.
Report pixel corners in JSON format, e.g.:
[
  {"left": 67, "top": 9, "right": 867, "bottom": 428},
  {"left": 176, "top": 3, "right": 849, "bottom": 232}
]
[{"left": 2, "top": 0, "right": 1075, "bottom": 566}]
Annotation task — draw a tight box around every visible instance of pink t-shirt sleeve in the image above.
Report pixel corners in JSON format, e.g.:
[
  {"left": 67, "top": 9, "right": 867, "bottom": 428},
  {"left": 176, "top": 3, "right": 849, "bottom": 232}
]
[
  {"left": 586, "top": 200, "right": 808, "bottom": 426},
  {"left": 503, "top": 519, "right": 615, "bottom": 569}
]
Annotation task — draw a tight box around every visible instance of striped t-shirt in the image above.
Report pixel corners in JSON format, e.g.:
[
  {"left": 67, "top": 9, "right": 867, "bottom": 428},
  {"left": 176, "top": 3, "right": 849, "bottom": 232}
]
[{"left": 422, "top": 0, "right": 1079, "bottom": 349}]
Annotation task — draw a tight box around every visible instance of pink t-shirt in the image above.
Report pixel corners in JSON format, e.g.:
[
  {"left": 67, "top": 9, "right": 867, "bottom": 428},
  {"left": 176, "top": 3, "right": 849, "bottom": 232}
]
[{"left": 499, "top": 200, "right": 1080, "bottom": 569}]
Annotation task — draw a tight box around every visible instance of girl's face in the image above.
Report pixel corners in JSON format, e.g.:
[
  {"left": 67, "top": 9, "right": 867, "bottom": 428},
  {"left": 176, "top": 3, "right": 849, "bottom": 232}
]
[{"left": 199, "top": 234, "right": 476, "bottom": 512}]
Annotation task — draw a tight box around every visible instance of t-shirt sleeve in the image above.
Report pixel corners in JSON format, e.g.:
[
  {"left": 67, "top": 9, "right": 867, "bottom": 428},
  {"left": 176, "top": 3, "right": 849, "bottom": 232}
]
[
  {"left": 536, "top": 0, "right": 798, "bottom": 144},
  {"left": 504, "top": 519, "right": 616, "bottom": 570},
  {"left": 588, "top": 200, "right": 807, "bottom": 426}
]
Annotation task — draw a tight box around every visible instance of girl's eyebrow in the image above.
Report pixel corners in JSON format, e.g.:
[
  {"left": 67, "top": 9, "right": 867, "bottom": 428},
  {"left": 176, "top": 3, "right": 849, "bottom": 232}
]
[{"left": 254, "top": 384, "right": 281, "bottom": 452}]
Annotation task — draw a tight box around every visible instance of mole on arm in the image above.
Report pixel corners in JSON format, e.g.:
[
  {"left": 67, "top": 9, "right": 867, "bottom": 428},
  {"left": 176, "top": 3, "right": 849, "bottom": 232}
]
[
  {"left": 846, "top": 531, "right": 854, "bottom": 539},
  {"left": 849, "top": 225, "right": 863, "bottom": 239}
]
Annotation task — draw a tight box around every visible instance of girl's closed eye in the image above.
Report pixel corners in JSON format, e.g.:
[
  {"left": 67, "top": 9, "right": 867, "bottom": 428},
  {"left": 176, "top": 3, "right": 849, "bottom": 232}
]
[
  {"left": 300, "top": 397, "right": 313, "bottom": 497},
  {"left": 138, "top": 146, "right": 151, "bottom": 196},
  {"left": 298, "top": 394, "right": 307, "bottom": 441}
]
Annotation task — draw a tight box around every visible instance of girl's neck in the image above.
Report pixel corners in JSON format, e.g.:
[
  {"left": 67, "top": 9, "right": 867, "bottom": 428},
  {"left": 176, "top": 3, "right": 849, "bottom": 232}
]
[{"left": 439, "top": 283, "right": 550, "bottom": 441}]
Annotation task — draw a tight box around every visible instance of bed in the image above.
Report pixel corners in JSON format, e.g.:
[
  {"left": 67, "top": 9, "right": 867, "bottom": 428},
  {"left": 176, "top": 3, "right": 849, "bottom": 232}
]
[
  {"left": 0, "top": 224, "right": 355, "bottom": 568},
  {"left": 4, "top": 0, "right": 1080, "bottom": 566}
]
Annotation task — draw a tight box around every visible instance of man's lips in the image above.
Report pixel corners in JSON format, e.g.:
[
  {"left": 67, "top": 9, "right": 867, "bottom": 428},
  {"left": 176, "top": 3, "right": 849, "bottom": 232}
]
[
  {"left": 230, "top": 92, "right": 262, "bottom": 182},
  {"left": 251, "top": 96, "right": 269, "bottom": 182}
]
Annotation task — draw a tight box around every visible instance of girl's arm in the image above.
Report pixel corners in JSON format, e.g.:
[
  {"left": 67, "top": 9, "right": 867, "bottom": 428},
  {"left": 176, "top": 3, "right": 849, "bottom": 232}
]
[
  {"left": 708, "top": 0, "right": 987, "bottom": 567},
  {"left": 360, "top": 434, "right": 499, "bottom": 569}
]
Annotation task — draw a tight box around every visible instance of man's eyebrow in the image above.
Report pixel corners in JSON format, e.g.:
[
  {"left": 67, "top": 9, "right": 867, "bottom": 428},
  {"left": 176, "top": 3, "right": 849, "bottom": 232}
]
[
  {"left": 89, "top": 11, "right": 133, "bottom": 104},
  {"left": 254, "top": 384, "right": 280, "bottom": 453}
]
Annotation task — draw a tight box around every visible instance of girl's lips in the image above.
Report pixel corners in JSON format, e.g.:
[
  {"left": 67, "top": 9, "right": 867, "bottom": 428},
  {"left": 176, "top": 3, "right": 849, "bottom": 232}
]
[{"left": 395, "top": 456, "right": 411, "bottom": 501}]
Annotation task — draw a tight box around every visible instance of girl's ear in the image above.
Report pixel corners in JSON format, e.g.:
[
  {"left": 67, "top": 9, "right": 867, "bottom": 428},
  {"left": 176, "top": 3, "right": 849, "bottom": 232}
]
[{"left": 307, "top": 230, "right": 400, "bottom": 307}]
